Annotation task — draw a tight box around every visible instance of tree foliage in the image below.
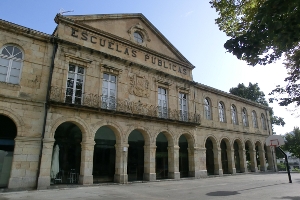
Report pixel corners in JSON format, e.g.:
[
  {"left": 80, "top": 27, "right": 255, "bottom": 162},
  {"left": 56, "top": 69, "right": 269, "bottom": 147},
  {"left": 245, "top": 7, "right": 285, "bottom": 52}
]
[
  {"left": 282, "top": 127, "right": 300, "bottom": 158},
  {"left": 210, "top": 0, "right": 300, "bottom": 107},
  {"left": 229, "top": 82, "right": 285, "bottom": 131}
]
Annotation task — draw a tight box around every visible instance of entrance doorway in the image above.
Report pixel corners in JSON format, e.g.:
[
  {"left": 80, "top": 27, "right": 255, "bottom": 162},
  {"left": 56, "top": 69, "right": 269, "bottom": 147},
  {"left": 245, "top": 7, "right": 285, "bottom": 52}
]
[
  {"left": 93, "top": 126, "right": 116, "bottom": 183},
  {"left": 0, "top": 115, "right": 16, "bottom": 188},
  {"left": 234, "top": 141, "right": 241, "bottom": 173},
  {"left": 127, "top": 130, "right": 144, "bottom": 181},
  {"left": 221, "top": 140, "right": 229, "bottom": 174},
  {"left": 156, "top": 133, "right": 168, "bottom": 179},
  {"left": 179, "top": 135, "right": 189, "bottom": 178},
  {"left": 205, "top": 138, "right": 214, "bottom": 175},
  {"left": 52, "top": 122, "right": 82, "bottom": 184}
]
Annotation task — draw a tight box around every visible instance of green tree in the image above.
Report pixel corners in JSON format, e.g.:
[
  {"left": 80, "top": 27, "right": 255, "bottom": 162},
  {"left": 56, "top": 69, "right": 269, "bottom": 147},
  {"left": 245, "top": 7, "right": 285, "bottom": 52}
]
[
  {"left": 282, "top": 127, "right": 300, "bottom": 158},
  {"left": 229, "top": 82, "right": 285, "bottom": 132},
  {"left": 210, "top": 0, "right": 300, "bottom": 107}
]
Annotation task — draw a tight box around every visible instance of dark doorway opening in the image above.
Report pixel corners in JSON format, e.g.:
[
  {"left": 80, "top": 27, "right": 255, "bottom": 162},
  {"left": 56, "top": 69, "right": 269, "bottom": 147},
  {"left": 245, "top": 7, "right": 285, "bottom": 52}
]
[
  {"left": 0, "top": 115, "right": 17, "bottom": 188},
  {"left": 156, "top": 133, "right": 168, "bottom": 179},
  {"left": 93, "top": 126, "right": 116, "bottom": 183},
  {"left": 205, "top": 138, "right": 214, "bottom": 175},
  {"left": 128, "top": 130, "right": 144, "bottom": 181},
  {"left": 52, "top": 122, "right": 82, "bottom": 184},
  {"left": 179, "top": 135, "right": 189, "bottom": 178},
  {"left": 221, "top": 140, "right": 229, "bottom": 174},
  {"left": 234, "top": 141, "right": 241, "bottom": 173}
]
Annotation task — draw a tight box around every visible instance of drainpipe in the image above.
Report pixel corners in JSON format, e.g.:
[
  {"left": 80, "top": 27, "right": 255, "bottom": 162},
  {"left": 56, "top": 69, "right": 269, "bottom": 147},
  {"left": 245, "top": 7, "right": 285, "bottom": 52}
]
[{"left": 36, "top": 37, "right": 58, "bottom": 189}]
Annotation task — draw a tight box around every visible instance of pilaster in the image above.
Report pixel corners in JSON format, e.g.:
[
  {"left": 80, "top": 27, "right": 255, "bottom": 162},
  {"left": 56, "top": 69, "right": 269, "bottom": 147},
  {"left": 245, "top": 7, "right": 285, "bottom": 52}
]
[
  {"left": 167, "top": 146, "right": 180, "bottom": 180},
  {"left": 143, "top": 145, "right": 156, "bottom": 181},
  {"left": 114, "top": 144, "right": 129, "bottom": 183},
  {"left": 78, "top": 140, "right": 95, "bottom": 185}
]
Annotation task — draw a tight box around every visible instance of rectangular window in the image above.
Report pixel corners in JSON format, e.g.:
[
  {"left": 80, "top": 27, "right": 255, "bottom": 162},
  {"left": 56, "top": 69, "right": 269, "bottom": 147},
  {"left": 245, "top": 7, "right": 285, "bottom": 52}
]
[
  {"left": 65, "top": 64, "right": 84, "bottom": 105},
  {"left": 101, "top": 73, "right": 117, "bottom": 110},
  {"left": 179, "top": 93, "right": 188, "bottom": 121},
  {"left": 158, "top": 87, "right": 168, "bottom": 118}
]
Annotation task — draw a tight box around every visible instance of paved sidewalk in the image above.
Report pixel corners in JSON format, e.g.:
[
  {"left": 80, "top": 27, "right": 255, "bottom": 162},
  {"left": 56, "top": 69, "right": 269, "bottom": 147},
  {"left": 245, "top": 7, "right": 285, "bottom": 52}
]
[{"left": 0, "top": 173, "right": 299, "bottom": 200}]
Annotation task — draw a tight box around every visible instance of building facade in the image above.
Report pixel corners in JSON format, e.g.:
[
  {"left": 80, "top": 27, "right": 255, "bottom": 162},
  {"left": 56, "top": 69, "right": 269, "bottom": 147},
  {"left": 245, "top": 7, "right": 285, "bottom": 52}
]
[{"left": 0, "top": 13, "right": 276, "bottom": 190}]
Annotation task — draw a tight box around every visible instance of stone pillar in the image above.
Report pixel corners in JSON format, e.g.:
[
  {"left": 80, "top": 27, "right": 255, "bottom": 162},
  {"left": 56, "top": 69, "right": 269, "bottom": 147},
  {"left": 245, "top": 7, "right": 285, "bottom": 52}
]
[
  {"left": 37, "top": 138, "right": 55, "bottom": 189},
  {"left": 143, "top": 145, "right": 156, "bottom": 181},
  {"left": 214, "top": 148, "right": 223, "bottom": 175},
  {"left": 227, "top": 148, "right": 236, "bottom": 174},
  {"left": 259, "top": 150, "right": 267, "bottom": 171},
  {"left": 266, "top": 146, "right": 276, "bottom": 171},
  {"left": 250, "top": 150, "right": 258, "bottom": 172},
  {"left": 114, "top": 144, "right": 129, "bottom": 183},
  {"left": 239, "top": 149, "right": 247, "bottom": 173},
  {"left": 78, "top": 140, "right": 95, "bottom": 185},
  {"left": 168, "top": 146, "right": 180, "bottom": 179},
  {"left": 194, "top": 148, "right": 207, "bottom": 178}
]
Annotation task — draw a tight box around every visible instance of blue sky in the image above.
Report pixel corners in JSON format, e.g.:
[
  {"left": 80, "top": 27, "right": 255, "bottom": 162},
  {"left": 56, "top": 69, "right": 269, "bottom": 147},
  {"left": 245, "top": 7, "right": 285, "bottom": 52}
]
[{"left": 0, "top": 0, "right": 296, "bottom": 134}]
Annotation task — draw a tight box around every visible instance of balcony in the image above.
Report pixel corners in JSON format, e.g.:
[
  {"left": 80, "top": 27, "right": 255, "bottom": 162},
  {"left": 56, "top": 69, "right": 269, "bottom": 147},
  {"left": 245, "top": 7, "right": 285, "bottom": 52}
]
[{"left": 50, "top": 86, "right": 200, "bottom": 126}]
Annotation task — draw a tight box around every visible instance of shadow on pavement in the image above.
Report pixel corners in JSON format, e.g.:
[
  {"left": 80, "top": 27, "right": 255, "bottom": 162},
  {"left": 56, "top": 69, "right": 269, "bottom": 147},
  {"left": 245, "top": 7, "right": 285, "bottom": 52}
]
[
  {"left": 206, "top": 191, "right": 239, "bottom": 196},
  {"left": 277, "top": 196, "right": 300, "bottom": 200}
]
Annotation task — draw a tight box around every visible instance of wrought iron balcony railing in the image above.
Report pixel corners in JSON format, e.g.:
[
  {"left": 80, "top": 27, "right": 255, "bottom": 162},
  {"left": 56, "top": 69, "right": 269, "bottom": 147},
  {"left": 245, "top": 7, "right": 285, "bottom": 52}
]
[{"left": 50, "top": 86, "right": 200, "bottom": 124}]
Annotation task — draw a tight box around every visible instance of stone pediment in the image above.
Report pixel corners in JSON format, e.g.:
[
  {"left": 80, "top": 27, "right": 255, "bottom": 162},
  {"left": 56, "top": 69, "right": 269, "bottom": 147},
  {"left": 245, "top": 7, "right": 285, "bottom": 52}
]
[{"left": 56, "top": 13, "right": 193, "bottom": 67}]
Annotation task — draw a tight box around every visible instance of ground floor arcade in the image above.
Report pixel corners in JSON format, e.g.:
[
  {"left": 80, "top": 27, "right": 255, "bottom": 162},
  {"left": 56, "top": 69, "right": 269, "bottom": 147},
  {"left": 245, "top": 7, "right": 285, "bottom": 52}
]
[
  {"left": 35, "top": 109, "right": 276, "bottom": 189},
  {"left": 0, "top": 110, "right": 276, "bottom": 190}
]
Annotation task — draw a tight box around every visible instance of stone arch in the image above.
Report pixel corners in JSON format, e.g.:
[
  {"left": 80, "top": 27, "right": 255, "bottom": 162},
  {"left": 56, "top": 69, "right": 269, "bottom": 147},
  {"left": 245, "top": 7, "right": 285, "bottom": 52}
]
[
  {"left": 232, "top": 137, "right": 244, "bottom": 150},
  {"left": 245, "top": 139, "right": 257, "bottom": 172},
  {"left": 154, "top": 129, "right": 175, "bottom": 146},
  {"left": 0, "top": 106, "right": 24, "bottom": 136},
  {"left": 125, "top": 126, "right": 151, "bottom": 146},
  {"left": 245, "top": 139, "right": 254, "bottom": 150},
  {"left": 91, "top": 120, "right": 123, "bottom": 144},
  {"left": 232, "top": 137, "right": 245, "bottom": 173},
  {"left": 0, "top": 42, "right": 26, "bottom": 57},
  {"left": 176, "top": 132, "right": 195, "bottom": 148},
  {"left": 203, "top": 135, "right": 218, "bottom": 149},
  {"left": 254, "top": 140, "right": 264, "bottom": 151},
  {"left": 255, "top": 139, "right": 266, "bottom": 171},
  {"left": 219, "top": 136, "right": 231, "bottom": 148},
  {"left": 48, "top": 116, "right": 90, "bottom": 141}
]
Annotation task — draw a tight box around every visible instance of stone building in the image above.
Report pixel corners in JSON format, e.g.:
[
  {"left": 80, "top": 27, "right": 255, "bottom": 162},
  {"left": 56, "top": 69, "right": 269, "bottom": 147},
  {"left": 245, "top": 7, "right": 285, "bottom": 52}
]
[{"left": 0, "top": 13, "right": 276, "bottom": 190}]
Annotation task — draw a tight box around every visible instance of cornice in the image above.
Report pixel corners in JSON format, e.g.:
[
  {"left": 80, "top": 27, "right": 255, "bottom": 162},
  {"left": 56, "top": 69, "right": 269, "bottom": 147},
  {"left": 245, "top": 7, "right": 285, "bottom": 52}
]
[
  {"left": 54, "top": 14, "right": 195, "bottom": 69},
  {"left": 200, "top": 125, "right": 269, "bottom": 137},
  {"left": 194, "top": 82, "right": 270, "bottom": 110},
  {"left": 0, "top": 18, "right": 51, "bottom": 42}
]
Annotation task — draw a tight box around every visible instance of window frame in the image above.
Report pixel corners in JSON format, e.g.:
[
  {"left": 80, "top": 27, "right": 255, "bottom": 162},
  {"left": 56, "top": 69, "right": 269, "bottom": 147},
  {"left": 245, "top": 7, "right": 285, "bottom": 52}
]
[
  {"left": 231, "top": 104, "right": 238, "bottom": 125},
  {"left": 133, "top": 31, "right": 143, "bottom": 44},
  {"left": 179, "top": 92, "right": 188, "bottom": 121},
  {"left": 0, "top": 45, "right": 24, "bottom": 84},
  {"left": 218, "top": 101, "right": 226, "bottom": 122},
  {"left": 252, "top": 111, "right": 258, "bottom": 128},
  {"left": 101, "top": 73, "right": 117, "bottom": 110},
  {"left": 65, "top": 64, "right": 85, "bottom": 105},
  {"left": 242, "top": 108, "right": 248, "bottom": 127},
  {"left": 158, "top": 87, "right": 168, "bottom": 119},
  {"left": 204, "top": 98, "right": 212, "bottom": 120},
  {"left": 261, "top": 113, "right": 267, "bottom": 130}
]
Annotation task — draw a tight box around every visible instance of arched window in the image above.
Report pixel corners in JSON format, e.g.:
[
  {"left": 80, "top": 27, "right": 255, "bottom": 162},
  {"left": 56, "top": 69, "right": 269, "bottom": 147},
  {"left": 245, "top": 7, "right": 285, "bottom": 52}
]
[
  {"left": 242, "top": 108, "right": 248, "bottom": 127},
  {"left": 204, "top": 98, "right": 211, "bottom": 120},
  {"left": 0, "top": 45, "right": 23, "bottom": 84},
  {"left": 261, "top": 113, "right": 267, "bottom": 130},
  {"left": 218, "top": 102, "right": 226, "bottom": 122},
  {"left": 231, "top": 104, "right": 238, "bottom": 125},
  {"left": 252, "top": 111, "right": 258, "bottom": 128}
]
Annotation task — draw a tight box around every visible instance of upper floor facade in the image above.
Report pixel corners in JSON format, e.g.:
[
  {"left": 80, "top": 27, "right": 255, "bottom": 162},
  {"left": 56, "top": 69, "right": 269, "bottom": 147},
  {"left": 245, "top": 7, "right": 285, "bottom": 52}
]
[{"left": 0, "top": 14, "right": 271, "bottom": 136}]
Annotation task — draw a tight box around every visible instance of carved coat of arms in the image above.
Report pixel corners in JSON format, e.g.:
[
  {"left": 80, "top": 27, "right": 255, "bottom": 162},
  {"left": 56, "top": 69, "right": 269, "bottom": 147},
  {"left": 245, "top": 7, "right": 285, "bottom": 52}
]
[{"left": 129, "top": 74, "right": 150, "bottom": 98}]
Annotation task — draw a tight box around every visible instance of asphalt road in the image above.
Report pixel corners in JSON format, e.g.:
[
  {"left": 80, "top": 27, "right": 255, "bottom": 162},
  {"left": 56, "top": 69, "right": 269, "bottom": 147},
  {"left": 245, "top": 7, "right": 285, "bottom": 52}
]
[{"left": 0, "top": 173, "right": 299, "bottom": 200}]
